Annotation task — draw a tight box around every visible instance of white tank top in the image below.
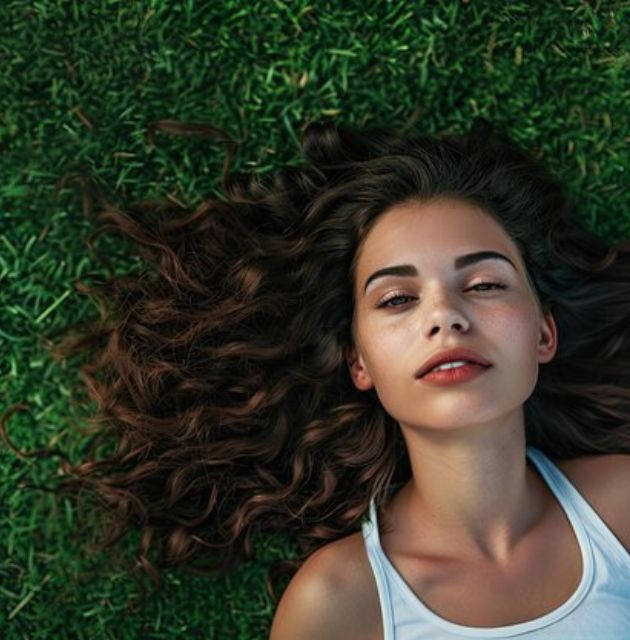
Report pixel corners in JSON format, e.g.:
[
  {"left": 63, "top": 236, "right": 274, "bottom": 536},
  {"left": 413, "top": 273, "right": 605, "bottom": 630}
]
[{"left": 361, "top": 445, "right": 630, "bottom": 639}]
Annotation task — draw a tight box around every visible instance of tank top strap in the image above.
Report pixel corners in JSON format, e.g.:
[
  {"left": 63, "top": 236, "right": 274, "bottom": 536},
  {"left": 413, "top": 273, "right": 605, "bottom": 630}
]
[
  {"left": 525, "top": 444, "right": 596, "bottom": 584},
  {"left": 526, "top": 444, "right": 630, "bottom": 567},
  {"left": 362, "top": 492, "right": 397, "bottom": 639}
]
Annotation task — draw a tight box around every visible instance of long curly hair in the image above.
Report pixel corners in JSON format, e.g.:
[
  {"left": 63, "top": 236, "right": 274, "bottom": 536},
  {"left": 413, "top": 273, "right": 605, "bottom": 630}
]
[{"left": 3, "top": 116, "right": 630, "bottom": 605}]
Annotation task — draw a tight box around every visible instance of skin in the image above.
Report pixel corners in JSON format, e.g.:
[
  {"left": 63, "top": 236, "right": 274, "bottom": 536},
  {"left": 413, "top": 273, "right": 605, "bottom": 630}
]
[
  {"left": 344, "top": 196, "right": 559, "bottom": 567},
  {"left": 270, "top": 195, "right": 630, "bottom": 639}
]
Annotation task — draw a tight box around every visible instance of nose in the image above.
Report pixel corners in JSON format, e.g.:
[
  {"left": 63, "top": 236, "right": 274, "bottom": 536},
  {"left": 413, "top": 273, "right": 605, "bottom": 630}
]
[{"left": 422, "top": 293, "right": 470, "bottom": 336}]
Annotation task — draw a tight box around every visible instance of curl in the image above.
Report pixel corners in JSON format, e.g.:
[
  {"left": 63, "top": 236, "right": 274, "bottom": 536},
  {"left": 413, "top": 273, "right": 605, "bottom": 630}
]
[{"left": 4, "top": 116, "right": 630, "bottom": 606}]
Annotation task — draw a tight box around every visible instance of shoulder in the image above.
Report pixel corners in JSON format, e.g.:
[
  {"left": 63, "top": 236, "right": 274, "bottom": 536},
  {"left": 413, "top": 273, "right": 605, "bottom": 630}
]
[
  {"left": 269, "top": 531, "right": 383, "bottom": 640},
  {"left": 554, "top": 452, "right": 630, "bottom": 552}
]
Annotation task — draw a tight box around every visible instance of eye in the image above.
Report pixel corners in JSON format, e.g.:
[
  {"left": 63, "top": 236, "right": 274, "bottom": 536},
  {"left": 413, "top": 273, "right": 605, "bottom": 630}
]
[
  {"left": 377, "top": 292, "right": 414, "bottom": 308},
  {"left": 468, "top": 282, "right": 507, "bottom": 292}
]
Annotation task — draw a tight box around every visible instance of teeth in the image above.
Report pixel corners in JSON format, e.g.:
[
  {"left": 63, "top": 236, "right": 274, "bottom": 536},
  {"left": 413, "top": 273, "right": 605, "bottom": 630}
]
[{"left": 430, "top": 360, "right": 473, "bottom": 373}]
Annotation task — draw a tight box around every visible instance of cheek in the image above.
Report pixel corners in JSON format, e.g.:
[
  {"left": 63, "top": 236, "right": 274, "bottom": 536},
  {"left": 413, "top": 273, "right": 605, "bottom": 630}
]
[
  {"left": 354, "top": 325, "right": 405, "bottom": 384},
  {"left": 368, "top": 325, "right": 416, "bottom": 367},
  {"left": 493, "top": 306, "right": 542, "bottom": 359}
]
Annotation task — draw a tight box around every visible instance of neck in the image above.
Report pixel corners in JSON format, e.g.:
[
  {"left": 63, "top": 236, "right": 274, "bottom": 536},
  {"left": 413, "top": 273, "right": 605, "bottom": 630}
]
[{"left": 392, "top": 412, "right": 547, "bottom": 566}]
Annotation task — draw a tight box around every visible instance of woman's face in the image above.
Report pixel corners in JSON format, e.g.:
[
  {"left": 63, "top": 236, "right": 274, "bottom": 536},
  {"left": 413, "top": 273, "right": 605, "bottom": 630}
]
[{"left": 345, "top": 197, "right": 557, "bottom": 432}]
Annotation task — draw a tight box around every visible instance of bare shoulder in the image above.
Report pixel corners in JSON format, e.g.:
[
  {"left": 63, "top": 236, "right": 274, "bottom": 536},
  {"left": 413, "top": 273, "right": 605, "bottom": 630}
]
[
  {"left": 554, "top": 452, "right": 630, "bottom": 552},
  {"left": 269, "top": 531, "right": 383, "bottom": 640}
]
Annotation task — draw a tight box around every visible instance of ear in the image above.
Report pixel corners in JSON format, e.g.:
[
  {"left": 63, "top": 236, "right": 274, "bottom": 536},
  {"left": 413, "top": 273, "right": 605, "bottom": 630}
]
[
  {"left": 344, "top": 344, "right": 375, "bottom": 391},
  {"left": 538, "top": 309, "right": 558, "bottom": 364}
]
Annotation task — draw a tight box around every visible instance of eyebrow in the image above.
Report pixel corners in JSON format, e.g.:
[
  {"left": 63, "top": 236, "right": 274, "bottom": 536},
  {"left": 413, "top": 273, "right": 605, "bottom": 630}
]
[{"left": 363, "top": 251, "right": 518, "bottom": 294}]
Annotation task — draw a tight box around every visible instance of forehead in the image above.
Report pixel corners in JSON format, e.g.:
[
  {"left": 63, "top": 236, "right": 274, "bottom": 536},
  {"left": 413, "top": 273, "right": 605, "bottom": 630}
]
[{"left": 356, "top": 198, "right": 518, "bottom": 274}]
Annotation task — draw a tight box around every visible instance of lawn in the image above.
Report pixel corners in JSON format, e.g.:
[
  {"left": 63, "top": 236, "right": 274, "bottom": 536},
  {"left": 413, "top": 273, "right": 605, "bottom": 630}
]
[{"left": 1, "top": 1, "right": 628, "bottom": 638}]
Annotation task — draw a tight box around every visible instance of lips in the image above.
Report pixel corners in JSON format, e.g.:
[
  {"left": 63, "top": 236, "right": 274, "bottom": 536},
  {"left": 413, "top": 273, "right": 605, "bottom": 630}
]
[{"left": 416, "top": 347, "right": 492, "bottom": 378}]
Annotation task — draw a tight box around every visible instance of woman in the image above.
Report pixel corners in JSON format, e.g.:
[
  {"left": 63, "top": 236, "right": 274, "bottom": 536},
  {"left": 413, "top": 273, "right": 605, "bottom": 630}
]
[
  {"left": 4, "top": 117, "right": 630, "bottom": 638},
  {"left": 270, "top": 194, "right": 630, "bottom": 639}
]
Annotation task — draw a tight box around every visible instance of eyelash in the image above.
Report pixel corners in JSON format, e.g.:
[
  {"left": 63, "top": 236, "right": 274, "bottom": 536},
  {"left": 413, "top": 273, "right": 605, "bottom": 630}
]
[{"left": 376, "top": 282, "right": 507, "bottom": 309}]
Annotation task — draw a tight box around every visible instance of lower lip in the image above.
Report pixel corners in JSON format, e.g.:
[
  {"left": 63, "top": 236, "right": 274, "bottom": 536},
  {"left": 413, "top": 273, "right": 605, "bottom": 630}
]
[{"left": 419, "top": 364, "right": 492, "bottom": 385}]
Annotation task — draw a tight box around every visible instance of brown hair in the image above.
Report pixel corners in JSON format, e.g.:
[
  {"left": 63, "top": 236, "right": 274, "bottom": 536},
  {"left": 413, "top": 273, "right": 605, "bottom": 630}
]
[{"left": 3, "top": 116, "right": 630, "bottom": 605}]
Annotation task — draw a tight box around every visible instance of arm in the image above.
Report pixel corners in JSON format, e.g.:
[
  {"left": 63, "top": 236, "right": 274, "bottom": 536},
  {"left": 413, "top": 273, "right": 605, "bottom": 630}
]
[
  {"left": 559, "top": 452, "right": 630, "bottom": 553},
  {"left": 601, "top": 454, "right": 630, "bottom": 553},
  {"left": 268, "top": 546, "right": 360, "bottom": 640}
]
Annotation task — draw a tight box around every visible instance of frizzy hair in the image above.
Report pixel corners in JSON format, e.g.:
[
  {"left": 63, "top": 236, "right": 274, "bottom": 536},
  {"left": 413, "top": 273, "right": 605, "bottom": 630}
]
[{"left": 3, "top": 116, "right": 630, "bottom": 605}]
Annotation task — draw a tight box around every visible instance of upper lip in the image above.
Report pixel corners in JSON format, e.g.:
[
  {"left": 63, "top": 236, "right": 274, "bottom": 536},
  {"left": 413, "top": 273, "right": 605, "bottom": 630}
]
[{"left": 416, "top": 347, "right": 492, "bottom": 378}]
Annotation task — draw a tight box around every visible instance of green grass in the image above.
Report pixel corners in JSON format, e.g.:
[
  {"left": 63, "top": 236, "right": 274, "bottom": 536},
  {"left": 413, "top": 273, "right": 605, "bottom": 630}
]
[{"left": 1, "top": 0, "right": 629, "bottom": 637}]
